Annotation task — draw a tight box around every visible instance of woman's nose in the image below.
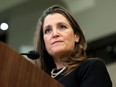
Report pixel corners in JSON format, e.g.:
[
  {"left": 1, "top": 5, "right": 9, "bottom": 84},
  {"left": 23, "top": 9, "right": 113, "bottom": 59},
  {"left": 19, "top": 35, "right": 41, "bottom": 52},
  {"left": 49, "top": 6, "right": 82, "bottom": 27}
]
[{"left": 52, "top": 29, "right": 59, "bottom": 38}]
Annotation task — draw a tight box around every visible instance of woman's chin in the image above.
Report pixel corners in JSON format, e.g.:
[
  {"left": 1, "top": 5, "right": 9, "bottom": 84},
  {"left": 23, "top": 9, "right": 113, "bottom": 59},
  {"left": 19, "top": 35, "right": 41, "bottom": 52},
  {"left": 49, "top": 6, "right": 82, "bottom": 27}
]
[
  {"left": 51, "top": 48, "right": 66, "bottom": 56},
  {"left": 52, "top": 46, "right": 65, "bottom": 52}
]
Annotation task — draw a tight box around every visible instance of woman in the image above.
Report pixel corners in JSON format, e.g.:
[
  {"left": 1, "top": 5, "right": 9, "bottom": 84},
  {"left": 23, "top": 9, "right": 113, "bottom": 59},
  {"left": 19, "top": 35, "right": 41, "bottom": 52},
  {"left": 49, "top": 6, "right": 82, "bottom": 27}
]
[{"left": 34, "top": 5, "right": 112, "bottom": 87}]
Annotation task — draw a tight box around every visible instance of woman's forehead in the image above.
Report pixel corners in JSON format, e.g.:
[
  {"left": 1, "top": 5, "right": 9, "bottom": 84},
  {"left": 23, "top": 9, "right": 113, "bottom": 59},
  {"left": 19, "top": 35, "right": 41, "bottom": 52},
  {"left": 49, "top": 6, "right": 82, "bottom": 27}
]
[{"left": 43, "top": 13, "right": 70, "bottom": 27}]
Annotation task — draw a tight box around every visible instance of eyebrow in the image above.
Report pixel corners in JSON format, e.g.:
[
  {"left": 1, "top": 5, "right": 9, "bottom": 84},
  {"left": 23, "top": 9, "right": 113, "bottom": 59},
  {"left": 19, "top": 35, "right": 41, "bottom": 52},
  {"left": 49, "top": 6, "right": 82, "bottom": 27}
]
[
  {"left": 57, "top": 22, "right": 68, "bottom": 26},
  {"left": 43, "top": 25, "right": 51, "bottom": 31},
  {"left": 44, "top": 22, "right": 69, "bottom": 29}
]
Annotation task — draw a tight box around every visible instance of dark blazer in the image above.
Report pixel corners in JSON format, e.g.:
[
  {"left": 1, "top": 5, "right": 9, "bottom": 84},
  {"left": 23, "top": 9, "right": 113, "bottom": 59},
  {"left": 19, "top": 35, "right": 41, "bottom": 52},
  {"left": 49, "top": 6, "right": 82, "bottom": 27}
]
[{"left": 55, "top": 58, "right": 112, "bottom": 87}]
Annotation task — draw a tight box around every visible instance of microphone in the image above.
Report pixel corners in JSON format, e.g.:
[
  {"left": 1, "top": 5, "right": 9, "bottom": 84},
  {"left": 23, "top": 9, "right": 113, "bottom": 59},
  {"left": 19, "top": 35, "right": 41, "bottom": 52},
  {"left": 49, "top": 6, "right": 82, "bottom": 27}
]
[{"left": 21, "top": 50, "right": 40, "bottom": 60}]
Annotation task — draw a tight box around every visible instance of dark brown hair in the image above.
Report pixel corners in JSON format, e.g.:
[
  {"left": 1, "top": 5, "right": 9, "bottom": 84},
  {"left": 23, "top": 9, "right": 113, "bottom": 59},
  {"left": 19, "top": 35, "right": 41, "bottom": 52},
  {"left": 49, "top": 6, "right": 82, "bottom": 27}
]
[{"left": 34, "top": 5, "right": 87, "bottom": 75}]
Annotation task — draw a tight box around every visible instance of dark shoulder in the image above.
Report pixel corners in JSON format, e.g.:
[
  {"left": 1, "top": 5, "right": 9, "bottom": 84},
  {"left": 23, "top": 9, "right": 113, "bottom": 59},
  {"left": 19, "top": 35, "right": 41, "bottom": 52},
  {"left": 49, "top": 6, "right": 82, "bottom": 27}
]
[
  {"left": 76, "top": 58, "right": 112, "bottom": 87},
  {"left": 87, "top": 57, "right": 104, "bottom": 62},
  {"left": 77, "top": 58, "right": 106, "bottom": 74},
  {"left": 82, "top": 58, "right": 105, "bottom": 66}
]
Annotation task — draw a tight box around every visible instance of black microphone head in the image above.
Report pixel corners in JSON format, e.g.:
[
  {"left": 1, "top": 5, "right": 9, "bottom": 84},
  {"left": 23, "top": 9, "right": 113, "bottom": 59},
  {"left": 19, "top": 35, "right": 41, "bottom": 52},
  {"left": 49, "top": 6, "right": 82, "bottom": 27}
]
[{"left": 27, "top": 50, "right": 40, "bottom": 59}]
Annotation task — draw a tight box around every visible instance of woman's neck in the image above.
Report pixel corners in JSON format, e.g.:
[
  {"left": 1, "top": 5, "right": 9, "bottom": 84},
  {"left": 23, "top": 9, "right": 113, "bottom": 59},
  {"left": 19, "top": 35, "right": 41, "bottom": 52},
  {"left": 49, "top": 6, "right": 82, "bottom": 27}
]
[
  {"left": 53, "top": 55, "right": 67, "bottom": 69},
  {"left": 54, "top": 60, "right": 64, "bottom": 69}
]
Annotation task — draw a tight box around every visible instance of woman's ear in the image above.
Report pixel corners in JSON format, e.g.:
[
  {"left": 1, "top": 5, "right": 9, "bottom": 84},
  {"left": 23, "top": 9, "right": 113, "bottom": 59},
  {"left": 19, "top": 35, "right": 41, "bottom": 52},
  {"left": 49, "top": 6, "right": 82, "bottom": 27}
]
[{"left": 75, "top": 34, "right": 80, "bottom": 43}]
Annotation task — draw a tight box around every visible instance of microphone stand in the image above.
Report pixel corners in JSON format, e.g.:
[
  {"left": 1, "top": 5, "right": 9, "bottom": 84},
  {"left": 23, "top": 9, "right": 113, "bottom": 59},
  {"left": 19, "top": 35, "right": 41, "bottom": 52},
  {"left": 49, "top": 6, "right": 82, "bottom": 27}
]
[{"left": 21, "top": 50, "right": 39, "bottom": 60}]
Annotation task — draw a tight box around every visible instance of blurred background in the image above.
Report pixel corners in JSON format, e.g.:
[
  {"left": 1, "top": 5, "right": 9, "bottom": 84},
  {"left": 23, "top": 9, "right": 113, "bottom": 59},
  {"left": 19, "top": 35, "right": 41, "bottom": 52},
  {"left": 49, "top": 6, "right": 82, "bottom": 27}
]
[{"left": 0, "top": 0, "right": 116, "bottom": 86}]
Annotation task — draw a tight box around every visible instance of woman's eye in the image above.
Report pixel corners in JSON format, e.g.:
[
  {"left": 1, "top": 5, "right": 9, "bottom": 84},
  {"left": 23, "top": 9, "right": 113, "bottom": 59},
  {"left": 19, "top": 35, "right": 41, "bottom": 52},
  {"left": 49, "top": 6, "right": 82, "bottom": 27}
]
[
  {"left": 59, "top": 25, "right": 67, "bottom": 30},
  {"left": 44, "top": 28, "right": 52, "bottom": 34}
]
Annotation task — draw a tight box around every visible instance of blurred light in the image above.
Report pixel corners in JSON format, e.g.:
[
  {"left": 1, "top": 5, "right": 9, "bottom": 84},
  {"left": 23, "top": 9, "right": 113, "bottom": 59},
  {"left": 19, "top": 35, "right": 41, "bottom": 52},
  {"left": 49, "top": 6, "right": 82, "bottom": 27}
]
[{"left": 0, "top": 22, "right": 9, "bottom": 30}]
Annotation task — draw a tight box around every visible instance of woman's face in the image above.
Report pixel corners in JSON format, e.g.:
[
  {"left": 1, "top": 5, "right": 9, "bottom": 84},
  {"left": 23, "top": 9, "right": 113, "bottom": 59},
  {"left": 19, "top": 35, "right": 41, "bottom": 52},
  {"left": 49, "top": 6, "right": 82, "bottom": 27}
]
[{"left": 43, "top": 13, "right": 79, "bottom": 58}]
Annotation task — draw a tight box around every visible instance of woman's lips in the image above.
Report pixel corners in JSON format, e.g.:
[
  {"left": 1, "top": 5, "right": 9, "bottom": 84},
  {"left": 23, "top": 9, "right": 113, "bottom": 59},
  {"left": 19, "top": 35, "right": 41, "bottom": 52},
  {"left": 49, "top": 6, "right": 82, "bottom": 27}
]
[{"left": 52, "top": 41, "right": 63, "bottom": 45}]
